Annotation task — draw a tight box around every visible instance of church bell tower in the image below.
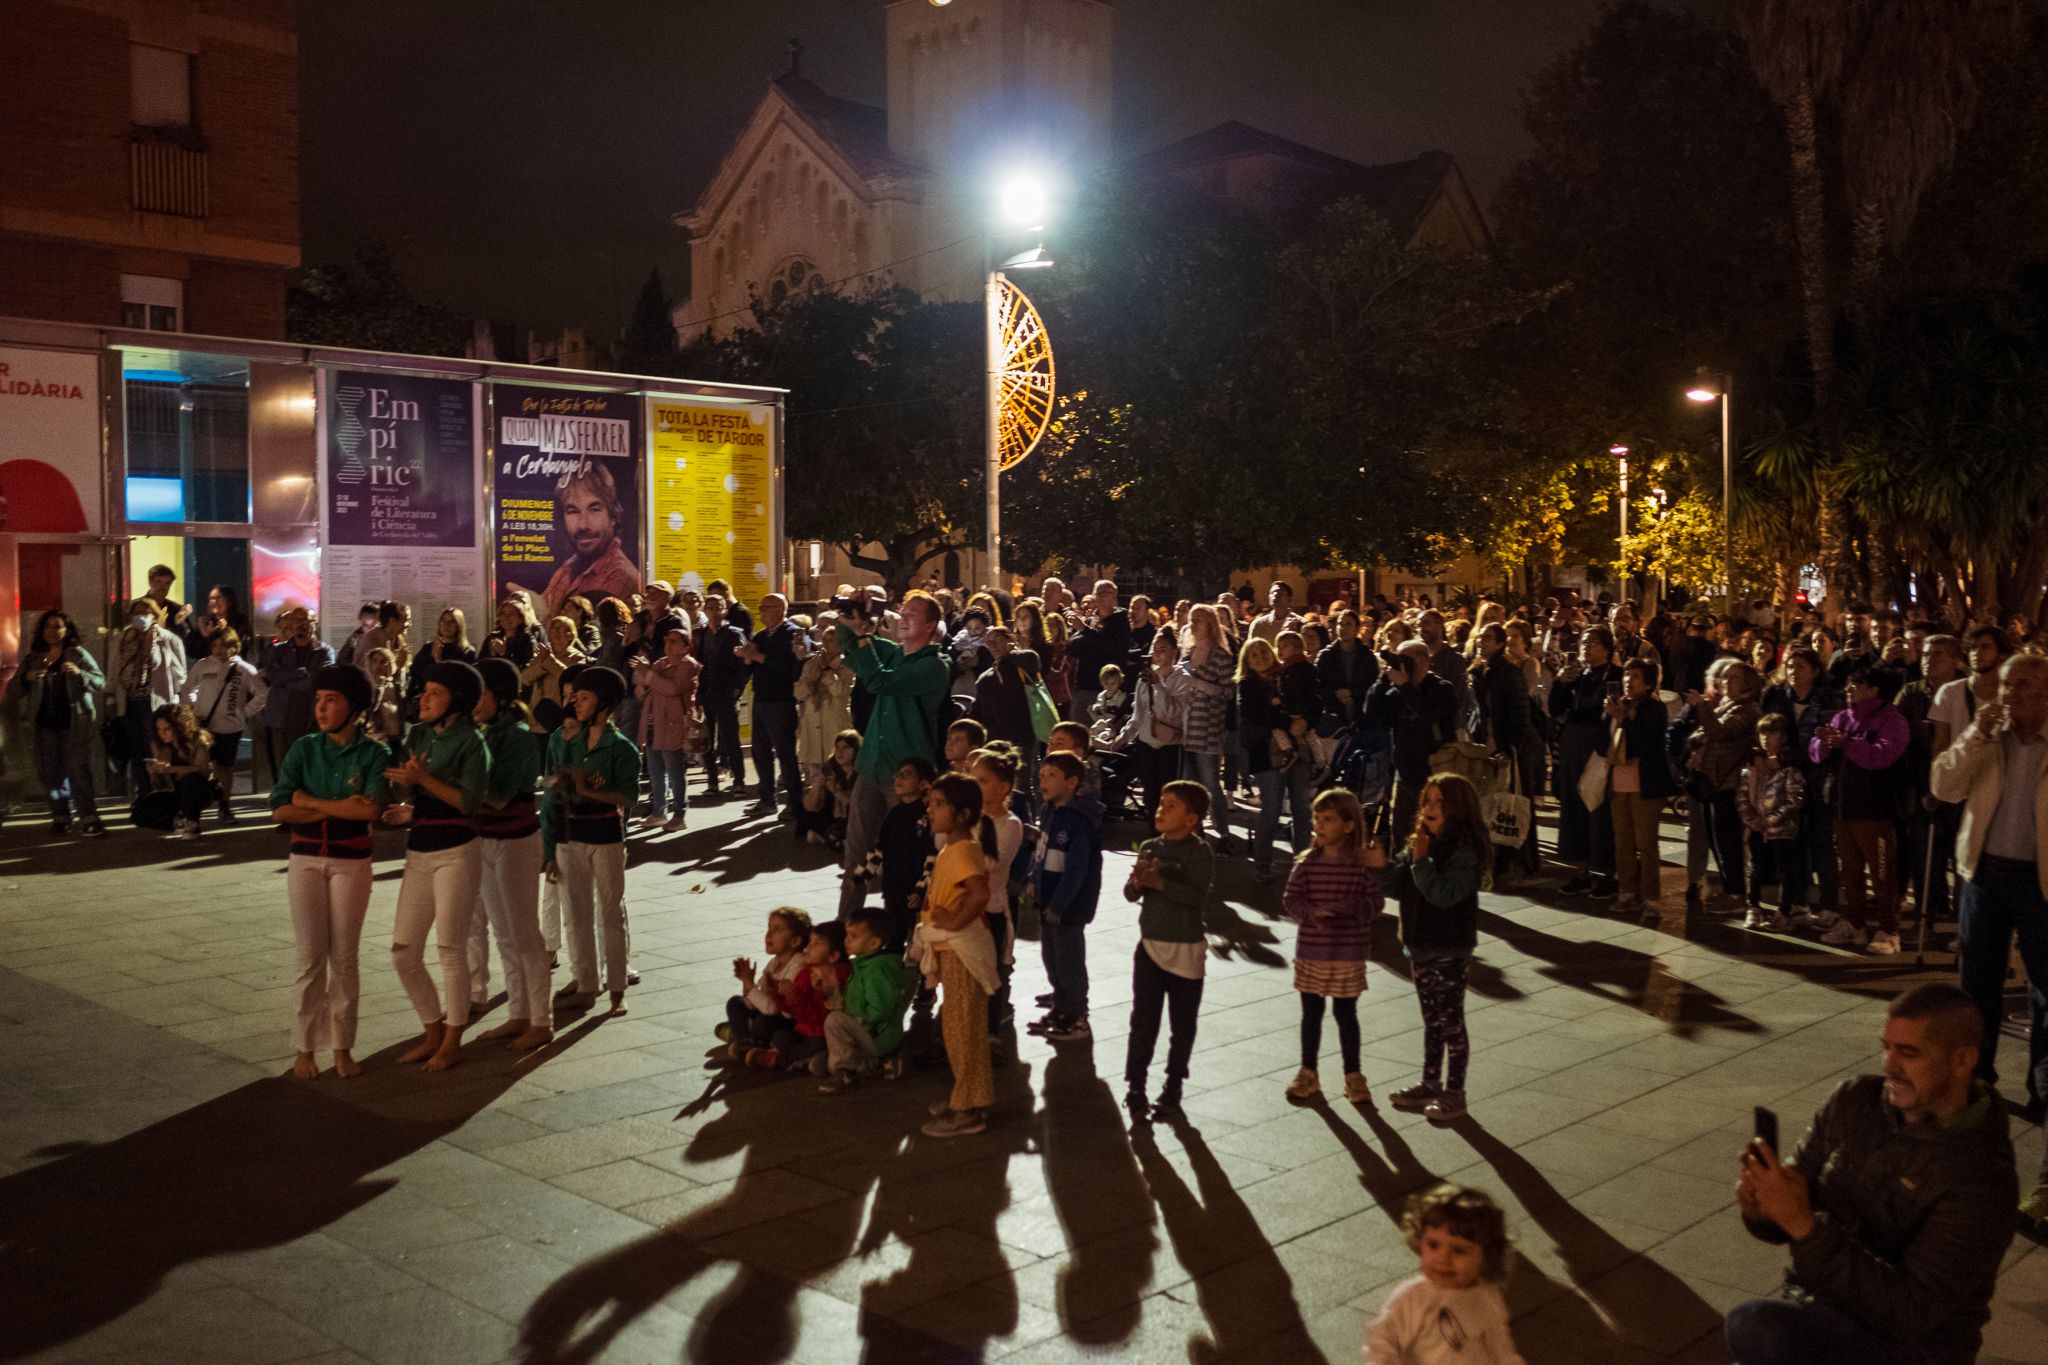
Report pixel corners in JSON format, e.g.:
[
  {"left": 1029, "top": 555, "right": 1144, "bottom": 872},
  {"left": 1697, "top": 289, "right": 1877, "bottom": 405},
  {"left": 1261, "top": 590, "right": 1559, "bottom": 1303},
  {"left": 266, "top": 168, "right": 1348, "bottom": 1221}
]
[{"left": 885, "top": 0, "right": 1113, "bottom": 182}]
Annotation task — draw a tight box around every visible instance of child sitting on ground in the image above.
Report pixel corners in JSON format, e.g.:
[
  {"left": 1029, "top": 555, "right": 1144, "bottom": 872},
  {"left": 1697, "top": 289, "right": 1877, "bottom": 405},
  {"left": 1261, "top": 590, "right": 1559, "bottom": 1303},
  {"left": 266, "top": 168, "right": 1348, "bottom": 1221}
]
[
  {"left": 820, "top": 909, "right": 910, "bottom": 1093},
  {"left": 1364, "top": 1184, "right": 1524, "bottom": 1364},
  {"left": 747, "top": 919, "right": 850, "bottom": 1072},
  {"left": 719, "top": 907, "right": 811, "bottom": 1058},
  {"left": 1122, "top": 780, "right": 1216, "bottom": 1125}
]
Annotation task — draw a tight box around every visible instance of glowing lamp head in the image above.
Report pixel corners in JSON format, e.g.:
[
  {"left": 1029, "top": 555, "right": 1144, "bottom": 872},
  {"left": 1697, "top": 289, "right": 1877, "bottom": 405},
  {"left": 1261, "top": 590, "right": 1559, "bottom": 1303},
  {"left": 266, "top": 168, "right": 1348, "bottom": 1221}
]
[
  {"left": 999, "top": 175, "right": 1048, "bottom": 228},
  {"left": 1686, "top": 387, "right": 1719, "bottom": 403},
  {"left": 929, "top": 0, "right": 952, "bottom": 6},
  {"left": 1609, "top": 444, "right": 1628, "bottom": 456}
]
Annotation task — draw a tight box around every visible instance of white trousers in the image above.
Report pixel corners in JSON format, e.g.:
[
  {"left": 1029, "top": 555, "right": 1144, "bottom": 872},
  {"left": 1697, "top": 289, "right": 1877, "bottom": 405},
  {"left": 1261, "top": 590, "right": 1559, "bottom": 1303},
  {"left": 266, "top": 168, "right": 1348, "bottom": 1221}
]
[
  {"left": 479, "top": 833, "right": 550, "bottom": 1023},
  {"left": 466, "top": 893, "right": 492, "bottom": 1004},
  {"left": 559, "top": 840, "right": 628, "bottom": 995},
  {"left": 392, "top": 841, "right": 482, "bottom": 1029},
  {"left": 286, "top": 854, "right": 372, "bottom": 1052},
  {"left": 540, "top": 875, "right": 562, "bottom": 954}
]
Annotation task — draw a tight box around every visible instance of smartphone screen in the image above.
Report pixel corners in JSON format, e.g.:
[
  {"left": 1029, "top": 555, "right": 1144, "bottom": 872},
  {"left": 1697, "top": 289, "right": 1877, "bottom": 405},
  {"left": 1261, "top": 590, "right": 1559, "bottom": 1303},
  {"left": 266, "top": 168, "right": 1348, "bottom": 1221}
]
[{"left": 1753, "top": 1105, "right": 1779, "bottom": 1154}]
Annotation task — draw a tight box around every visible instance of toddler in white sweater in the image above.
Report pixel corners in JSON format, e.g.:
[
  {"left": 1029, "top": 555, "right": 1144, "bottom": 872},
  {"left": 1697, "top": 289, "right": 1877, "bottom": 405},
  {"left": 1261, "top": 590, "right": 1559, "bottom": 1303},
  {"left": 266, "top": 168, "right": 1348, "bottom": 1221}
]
[{"left": 1364, "top": 1184, "right": 1525, "bottom": 1365}]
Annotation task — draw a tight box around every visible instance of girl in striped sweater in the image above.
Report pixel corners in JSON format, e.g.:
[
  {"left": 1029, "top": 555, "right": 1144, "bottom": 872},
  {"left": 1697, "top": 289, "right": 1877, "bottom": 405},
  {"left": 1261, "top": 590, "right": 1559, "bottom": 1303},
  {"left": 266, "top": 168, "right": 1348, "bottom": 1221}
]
[{"left": 1282, "top": 787, "right": 1387, "bottom": 1103}]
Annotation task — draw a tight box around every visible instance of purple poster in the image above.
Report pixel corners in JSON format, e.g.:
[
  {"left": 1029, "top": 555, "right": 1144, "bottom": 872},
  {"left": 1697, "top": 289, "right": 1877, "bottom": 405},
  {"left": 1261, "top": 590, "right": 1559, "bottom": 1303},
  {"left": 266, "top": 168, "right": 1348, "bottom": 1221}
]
[
  {"left": 325, "top": 370, "right": 476, "bottom": 548},
  {"left": 491, "top": 385, "right": 642, "bottom": 615}
]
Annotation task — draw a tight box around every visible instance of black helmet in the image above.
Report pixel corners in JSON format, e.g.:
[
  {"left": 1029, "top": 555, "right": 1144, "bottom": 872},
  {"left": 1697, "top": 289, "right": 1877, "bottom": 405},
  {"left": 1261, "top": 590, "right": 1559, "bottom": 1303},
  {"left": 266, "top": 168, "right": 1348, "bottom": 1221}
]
[
  {"left": 426, "top": 660, "right": 484, "bottom": 716},
  {"left": 476, "top": 657, "right": 521, "bottom": 705},
  {"left": 311, "top": 663, "right": 373, "bottom": 718},
  {"left": 574, "top": 664, "right": 628, "bottom": 712}
]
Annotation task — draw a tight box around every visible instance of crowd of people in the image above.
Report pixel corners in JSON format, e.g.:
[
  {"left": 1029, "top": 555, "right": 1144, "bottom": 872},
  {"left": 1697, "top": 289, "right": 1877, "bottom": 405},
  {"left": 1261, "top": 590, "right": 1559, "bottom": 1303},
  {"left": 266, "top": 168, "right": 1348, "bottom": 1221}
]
[{"left": 7, "top": 562, "right": 2048, "bottom": 1361}]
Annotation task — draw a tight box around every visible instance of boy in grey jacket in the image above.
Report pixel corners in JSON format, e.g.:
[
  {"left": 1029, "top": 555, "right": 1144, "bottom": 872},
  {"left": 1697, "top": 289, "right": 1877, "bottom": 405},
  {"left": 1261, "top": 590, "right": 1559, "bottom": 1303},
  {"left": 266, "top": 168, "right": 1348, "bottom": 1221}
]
[{"left": 1121, "top": 780, "right": 1215, "bottom": 1125}]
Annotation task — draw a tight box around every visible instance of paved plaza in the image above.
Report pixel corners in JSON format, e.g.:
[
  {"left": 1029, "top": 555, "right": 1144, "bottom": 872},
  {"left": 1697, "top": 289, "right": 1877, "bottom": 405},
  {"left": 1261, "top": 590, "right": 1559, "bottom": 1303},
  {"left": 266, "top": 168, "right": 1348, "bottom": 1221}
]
[{"left": 1, "top": 798, "right": 2044, "bottom": 1365}]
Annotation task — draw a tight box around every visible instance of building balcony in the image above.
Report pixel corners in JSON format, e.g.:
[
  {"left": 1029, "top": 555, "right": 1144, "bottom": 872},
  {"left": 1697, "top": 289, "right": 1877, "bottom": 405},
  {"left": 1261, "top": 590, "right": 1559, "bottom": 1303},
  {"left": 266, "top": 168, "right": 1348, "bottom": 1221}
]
[{"left": 130, "top": 135, "right": 208, "bottom": 218}]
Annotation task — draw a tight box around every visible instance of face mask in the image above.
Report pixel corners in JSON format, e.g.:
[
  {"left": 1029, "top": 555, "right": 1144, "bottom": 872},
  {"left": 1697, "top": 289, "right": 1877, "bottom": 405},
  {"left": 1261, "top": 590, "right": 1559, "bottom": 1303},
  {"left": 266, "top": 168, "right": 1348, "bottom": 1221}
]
[{"left": 133, "top": 615, "right": 152, "bottom": 631}]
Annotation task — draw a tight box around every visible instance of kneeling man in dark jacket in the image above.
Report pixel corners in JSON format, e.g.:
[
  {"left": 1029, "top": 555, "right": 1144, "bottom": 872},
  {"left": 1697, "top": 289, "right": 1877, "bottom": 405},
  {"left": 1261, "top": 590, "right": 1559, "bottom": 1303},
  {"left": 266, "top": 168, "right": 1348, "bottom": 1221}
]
[{"left": 1727, "top": 983, "right": 2016, "bottom": 1365}]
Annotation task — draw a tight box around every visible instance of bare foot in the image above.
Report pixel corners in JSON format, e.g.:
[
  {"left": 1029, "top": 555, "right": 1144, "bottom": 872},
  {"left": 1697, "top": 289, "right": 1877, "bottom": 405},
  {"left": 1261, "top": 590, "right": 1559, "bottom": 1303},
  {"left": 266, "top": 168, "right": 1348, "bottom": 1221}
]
[
  {"left": 510, "top": 1026, "right": 553, "bottom": 1052},
  {"left": 333, "top": 1050, "right": 360, "bottom": 1078},
  {"left": 398, "top": 1023, "right": 445, "bottom": 1064},
  {"left": 423, "top": 1032, "right": 464, "bottom": 1072},
  {"left": 609, "top": 991, "right": 628, "bottom": 1017},
  {"left": 292, "top": 1051, "right": 319, "bottom": 1080},
  {"left": 479, "top": 1019, "right": 526, "bottom": 1041}
]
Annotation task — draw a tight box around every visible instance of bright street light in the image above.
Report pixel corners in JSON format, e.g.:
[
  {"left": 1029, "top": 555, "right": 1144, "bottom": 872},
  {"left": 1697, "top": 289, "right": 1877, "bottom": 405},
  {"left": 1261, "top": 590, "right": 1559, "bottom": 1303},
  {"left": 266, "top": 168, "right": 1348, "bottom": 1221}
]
[
  {"left": 999, "top": 175, "right": 1048, "bottom": 228},
  {"left": 1686, "top": 367, "right": 1734, "bottom": 605}
]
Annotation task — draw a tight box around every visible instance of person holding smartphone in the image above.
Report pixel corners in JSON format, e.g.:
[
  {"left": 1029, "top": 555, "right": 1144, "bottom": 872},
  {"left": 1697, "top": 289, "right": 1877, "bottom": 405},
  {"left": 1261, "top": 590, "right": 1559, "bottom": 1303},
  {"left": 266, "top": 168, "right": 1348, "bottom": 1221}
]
[{"left": 1726, "top": 983, "right": 2016, "bottom": 1364}]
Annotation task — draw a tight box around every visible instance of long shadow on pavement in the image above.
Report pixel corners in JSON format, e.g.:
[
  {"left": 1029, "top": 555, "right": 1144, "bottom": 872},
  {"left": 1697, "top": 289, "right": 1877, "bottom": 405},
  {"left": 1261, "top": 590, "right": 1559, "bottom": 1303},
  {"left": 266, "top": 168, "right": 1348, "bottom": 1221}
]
[
  {"left": 1476, "top": 907, "right": 1764, "bottom": 1039},
  {"left": 0, "top": 1015, "right": 605, "bottom": 1361}
]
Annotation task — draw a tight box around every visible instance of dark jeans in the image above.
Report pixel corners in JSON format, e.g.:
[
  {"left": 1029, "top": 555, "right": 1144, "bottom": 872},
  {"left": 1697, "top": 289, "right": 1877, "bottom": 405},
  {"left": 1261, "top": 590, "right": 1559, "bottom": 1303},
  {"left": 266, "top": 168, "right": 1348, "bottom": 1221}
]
[
  {"left": 1723, "top": 1296, "right": 1916, "bottom": 1365},
  {"left": 121, "top": 704, "right": 154, "bottom": 794},
  {"left": 986, "top": 910, "right": 1014, "bottom": 1032},
  {"left": 1747, "top": 832, "right": 1809, "bottom": 912},
  {"left": 32, "top": 725, "right": 96, "bottom": 824},
  {"left": 724, "top": 995, "right": 779, "bottom": 1047},
  {"left": 703, "top": 694, "right": 744, "bottom": 787},
  {"left": 1300, "top": 991, "right": 1360, "bottom": 1073},
  {"left": 1125, "top": 946, "right": 1202, "bottom": 1100},
  {"left": 1254, "top": 763, "right": 1315, "bottom": 868},
  {"left": 1911, "top": 801, "right": 1962, "bottom": 922},
  {"left": 1957, "top": 854, "right": 2048, "bottom": 1106},
  {"left": 751, "top": 699, "right": 800, "bottom": 807},
  {"left": 1133, "top": 742, "right": 1184, "bottom": 822},
  {"left": 130, "top": 773, "right": 216, "bottom": 829},
  {"left": 1041, "top": 915, "right": 1089, "bottom": 1020}
]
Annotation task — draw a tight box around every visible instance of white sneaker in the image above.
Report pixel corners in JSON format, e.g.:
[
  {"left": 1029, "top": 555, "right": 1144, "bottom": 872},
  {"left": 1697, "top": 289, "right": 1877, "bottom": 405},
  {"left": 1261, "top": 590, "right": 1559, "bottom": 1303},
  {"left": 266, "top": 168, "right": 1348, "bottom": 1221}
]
[
  {"left": 1821, "top": 920, "right": 1867, "bottom": 948},
  {"left": 1285, "top": 1068, "right": 1321, "bottom": 1100},
  {"left": 1743, "top": 906, "right": 1768, "bottom": 930},
  {"left": 1866, "top": 931, "right": 1901, "bottom": 956},
  {"left": 637, "top": 813, "right": 666, "bottom": 828},
  {"left": 663, "top": 814, "right": 688, "bottom": 832}
]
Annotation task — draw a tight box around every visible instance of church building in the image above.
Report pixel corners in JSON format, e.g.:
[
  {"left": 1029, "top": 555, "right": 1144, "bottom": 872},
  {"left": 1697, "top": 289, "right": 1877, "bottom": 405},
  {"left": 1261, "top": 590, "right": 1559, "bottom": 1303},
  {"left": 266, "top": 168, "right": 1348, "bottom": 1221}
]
[{"left": 673, "top": 0, "right": 1493, "bottom": 598}]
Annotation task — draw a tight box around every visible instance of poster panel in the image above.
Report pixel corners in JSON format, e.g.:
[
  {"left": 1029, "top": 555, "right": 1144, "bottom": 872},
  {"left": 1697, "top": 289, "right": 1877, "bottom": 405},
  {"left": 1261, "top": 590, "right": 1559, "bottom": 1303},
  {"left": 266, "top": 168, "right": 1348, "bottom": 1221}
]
[
  {"left": 318, "top": 369, "right": 484, "bottom": 653},
  {"left": 491, "top": 385, "right": 641, "bottom": 616},
  {"left": 646, "top": 400, "right": 775, "bottom": 600},
  {"left": 0, "top": 345, "right": 102, "bottom": 536},
  {"left": 324, "top": 369, "right": 475, "bottom": 548}
]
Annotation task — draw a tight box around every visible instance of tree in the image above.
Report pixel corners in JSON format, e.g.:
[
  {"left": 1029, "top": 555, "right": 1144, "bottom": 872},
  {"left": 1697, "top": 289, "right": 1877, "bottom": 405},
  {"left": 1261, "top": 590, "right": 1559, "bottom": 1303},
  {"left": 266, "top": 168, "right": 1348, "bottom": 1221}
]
[
  {"left": 685, "top": 284, "right": 984, "bottom": 593},
  {"left": 285, "top": 239, "right": 470, "bottom": 356},
  {"left": 1489, "top": 1, "right": 1803, "bottom": 602},
  {"left": 618, "top": 268, "right": 678, "bottom": 375}
]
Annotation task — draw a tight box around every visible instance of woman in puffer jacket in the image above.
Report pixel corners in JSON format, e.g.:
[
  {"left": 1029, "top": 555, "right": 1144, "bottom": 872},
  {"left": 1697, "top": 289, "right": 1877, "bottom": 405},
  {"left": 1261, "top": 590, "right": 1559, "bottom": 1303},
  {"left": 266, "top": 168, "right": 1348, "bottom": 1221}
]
[{"left": 1683, "top": 659, "right": 1762, "bottom": 909}]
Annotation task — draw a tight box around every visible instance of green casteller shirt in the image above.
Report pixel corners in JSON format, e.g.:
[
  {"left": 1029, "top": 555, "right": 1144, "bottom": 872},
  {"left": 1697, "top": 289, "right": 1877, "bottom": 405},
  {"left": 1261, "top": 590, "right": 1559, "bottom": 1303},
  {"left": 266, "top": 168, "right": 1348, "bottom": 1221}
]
[
  {"left": 541, "top": 719, "right": 640, "bottom": 860},
  {"left": 269, "top": 728, "right": 391, "bottom": 860},
  {"left": 401, "top": 718, "right": 490, "bottom": 852},
  {"left": 479, "top": 709, "right": 545, "bottom": 839},
  {"left": 836, "top": 624, "right": 949, "bottom": 782}
]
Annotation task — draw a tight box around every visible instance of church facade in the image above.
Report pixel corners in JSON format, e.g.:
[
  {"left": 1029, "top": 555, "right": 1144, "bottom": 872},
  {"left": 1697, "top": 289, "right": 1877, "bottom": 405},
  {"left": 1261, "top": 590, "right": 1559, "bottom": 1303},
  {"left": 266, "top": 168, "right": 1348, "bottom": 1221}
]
[{"left": 673, "top": 0, "right": 1495, "bottom": 600}]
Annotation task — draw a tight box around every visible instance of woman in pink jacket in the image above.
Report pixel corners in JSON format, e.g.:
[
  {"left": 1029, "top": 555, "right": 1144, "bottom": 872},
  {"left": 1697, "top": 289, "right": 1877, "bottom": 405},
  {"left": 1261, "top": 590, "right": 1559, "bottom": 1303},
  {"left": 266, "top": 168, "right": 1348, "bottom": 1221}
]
[
  {"left": 1810, "top": 665, "right": 1912, "bottom": 955},
  {"left": 634, "top": 624, "right": 703, "bottom": 832}
]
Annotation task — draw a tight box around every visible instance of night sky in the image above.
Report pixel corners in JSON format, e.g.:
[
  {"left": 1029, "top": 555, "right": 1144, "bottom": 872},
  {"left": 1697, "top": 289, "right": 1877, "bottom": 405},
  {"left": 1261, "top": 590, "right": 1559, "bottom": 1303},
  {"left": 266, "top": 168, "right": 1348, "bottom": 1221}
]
[{"left": 300, "top": 0, "right": 1705, "bottom": 336}]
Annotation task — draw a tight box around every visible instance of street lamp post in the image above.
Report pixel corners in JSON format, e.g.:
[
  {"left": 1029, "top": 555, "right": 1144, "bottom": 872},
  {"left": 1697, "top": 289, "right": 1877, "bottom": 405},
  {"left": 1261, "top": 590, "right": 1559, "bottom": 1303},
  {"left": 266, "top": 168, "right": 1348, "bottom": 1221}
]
[
  {"left": 985, "top": 175, "right": 1055, "bottom": 591},
  {"left": 1611, "top": 444, "right": 1629, "bottom": 590},
  {"left": 1686, "top": 371, "right": 1734, "bottom": 606}
]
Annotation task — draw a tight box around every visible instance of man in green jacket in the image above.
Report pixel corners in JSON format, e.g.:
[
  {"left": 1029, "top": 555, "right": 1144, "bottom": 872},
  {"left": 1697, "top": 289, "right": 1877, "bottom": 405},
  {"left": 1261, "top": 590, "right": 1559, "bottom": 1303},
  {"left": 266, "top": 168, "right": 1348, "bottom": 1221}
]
[
  {"left": 818, "top": 908, "right": 909, "bottom": 1093},
  {"left": 836, "top": 590, "right": 949, "bottom": 916}
]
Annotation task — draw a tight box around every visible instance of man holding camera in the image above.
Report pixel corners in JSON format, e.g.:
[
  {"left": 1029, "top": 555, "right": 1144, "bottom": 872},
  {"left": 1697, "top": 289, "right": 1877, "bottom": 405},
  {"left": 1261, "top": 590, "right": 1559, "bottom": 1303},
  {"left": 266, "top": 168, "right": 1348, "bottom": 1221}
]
[
  {"left": 1066, "top": 579, "right": 1129, "bottom": 723},
  {"left": 739, "top": 593, "right": 806, "bottom": 818},
  {"left": 835, "top": 590, "right": 949, "bottom": 917},
  {"left": 1726, "top": 983, "right": 2016, "bottom": 1364}
]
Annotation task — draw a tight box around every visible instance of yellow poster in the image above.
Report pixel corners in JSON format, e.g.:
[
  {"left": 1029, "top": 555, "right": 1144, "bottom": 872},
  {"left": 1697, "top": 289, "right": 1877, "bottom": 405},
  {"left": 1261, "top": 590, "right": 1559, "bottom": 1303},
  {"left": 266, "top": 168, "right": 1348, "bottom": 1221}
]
[{"left": 647, "top": 400, "right": 776, "bottom": 597}]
